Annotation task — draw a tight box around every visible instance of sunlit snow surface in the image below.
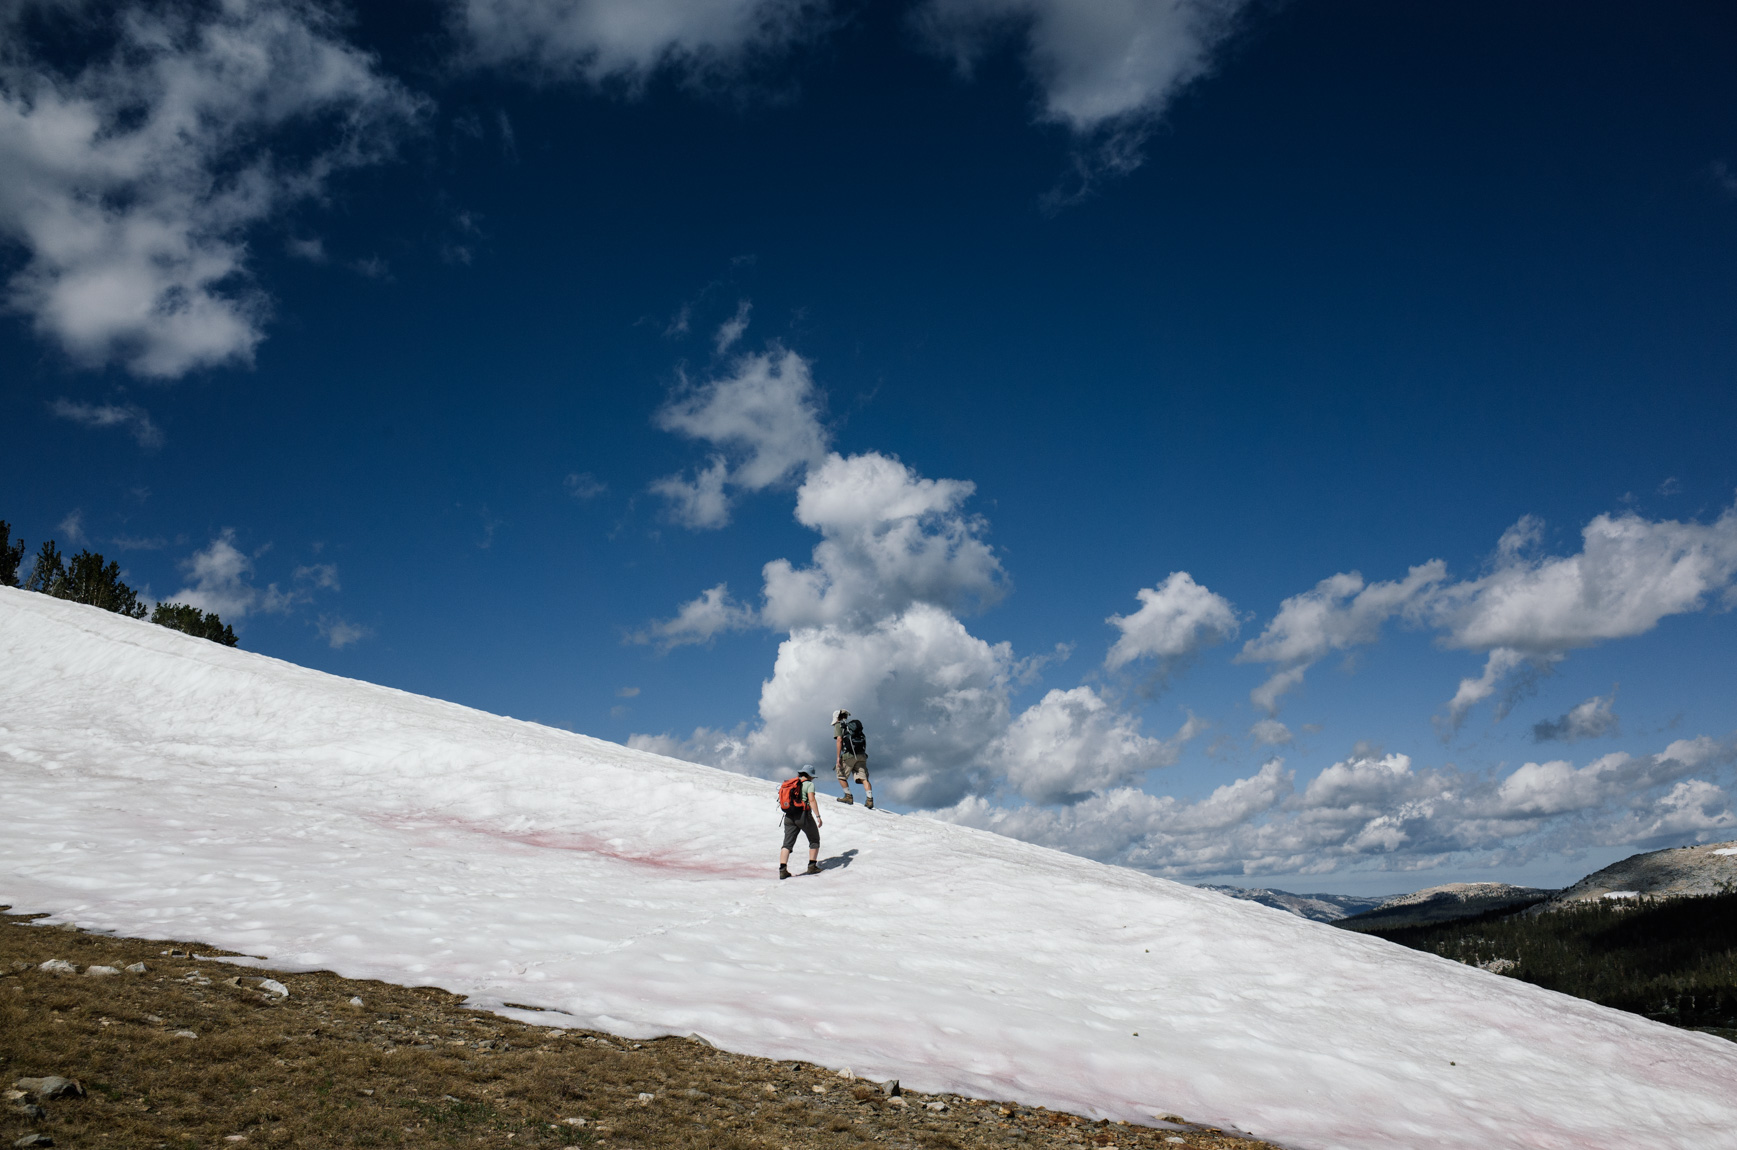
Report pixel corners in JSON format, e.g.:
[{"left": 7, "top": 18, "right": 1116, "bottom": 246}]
[{"left": 3, "top": 590, "right": 1735, "bottom": 1149}]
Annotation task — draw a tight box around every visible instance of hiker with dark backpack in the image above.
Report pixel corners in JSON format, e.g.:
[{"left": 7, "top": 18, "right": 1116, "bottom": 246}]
[
  {"left": 831, "top": 708, "right": 874, "bottom": 809},
  {"left": 777, "top": 769, "right": 822, "bottom": 879}
]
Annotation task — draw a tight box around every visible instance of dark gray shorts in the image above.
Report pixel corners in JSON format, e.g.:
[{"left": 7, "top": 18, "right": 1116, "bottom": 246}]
[{"left": 781, "top": 811, "right": 820, "bottom": 852}]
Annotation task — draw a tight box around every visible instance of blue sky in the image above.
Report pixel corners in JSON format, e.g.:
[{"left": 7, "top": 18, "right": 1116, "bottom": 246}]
[{"left": 4, "top": 0, "right": 1736, "bottom": 893}]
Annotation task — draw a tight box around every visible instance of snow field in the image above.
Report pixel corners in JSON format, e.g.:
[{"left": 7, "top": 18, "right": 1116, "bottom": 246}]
[{"left": 4, "top": 587, "right": 1736, "bottom": 1150}]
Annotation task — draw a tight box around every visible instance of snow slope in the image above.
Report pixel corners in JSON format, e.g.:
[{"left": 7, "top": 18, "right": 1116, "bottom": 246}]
[{"left": 4, "top": 589, "right": 1736, "bottom": 1150}]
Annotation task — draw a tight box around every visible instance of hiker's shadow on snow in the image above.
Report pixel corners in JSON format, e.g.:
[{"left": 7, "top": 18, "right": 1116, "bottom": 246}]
[{"left": 818, "top": 849, "right": 858, "bottom": 872}]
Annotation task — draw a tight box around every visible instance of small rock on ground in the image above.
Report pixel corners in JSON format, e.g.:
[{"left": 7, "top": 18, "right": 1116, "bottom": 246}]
[{"left": 13, "top": 1077, "right": 83, "bottom": 1100}]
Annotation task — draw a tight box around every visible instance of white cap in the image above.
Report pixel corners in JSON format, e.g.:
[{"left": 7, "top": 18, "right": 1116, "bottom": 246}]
[{"left": 832, "top": 709, "right": 849, "bottom": 723}]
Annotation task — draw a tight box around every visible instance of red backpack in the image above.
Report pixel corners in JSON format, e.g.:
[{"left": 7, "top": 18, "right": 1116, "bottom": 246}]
[{"left": 778, "top": 777, "right": 808, "bottom": 816}]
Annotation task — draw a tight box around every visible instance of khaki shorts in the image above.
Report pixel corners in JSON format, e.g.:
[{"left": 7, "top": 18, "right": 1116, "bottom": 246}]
[{"left": 836, "top": 754, "right": 869, "bottom": 785}]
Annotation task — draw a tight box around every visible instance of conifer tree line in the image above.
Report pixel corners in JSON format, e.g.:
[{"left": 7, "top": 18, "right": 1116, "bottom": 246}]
[
  {"left": 0, "top": 519, "right": 237, "bottom": 646},
  {"left": 1344, "top": 891, "right": 1737, "bottom": 1035}
]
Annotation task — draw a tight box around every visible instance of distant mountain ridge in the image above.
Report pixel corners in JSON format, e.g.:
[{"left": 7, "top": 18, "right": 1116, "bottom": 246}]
[
  {"left": 1531, "top": 840, "right": 1737, "bottom": 911},
  {"left": 1336, "top": 883, "right": 1554, "bottom": 931},
  {"left": 1196, "top": 884, "right": 1393, "bottom": 922},
  {"left": 1206, "top": 841, "right": 1737, "bottom": 930}
]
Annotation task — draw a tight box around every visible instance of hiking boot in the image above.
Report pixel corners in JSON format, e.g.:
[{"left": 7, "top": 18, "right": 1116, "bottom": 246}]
[
  {"left": 805, "top": 861, "right": 821, "bottom": 875},
  {"left": 836, "top": 793, "right": 854, "bottom": 804},
  {"left": 778, "top": 864, "right": 791, "bottom": 880},
  {"left": 865, "top": 796, "right": 875, "bottom": 809}
]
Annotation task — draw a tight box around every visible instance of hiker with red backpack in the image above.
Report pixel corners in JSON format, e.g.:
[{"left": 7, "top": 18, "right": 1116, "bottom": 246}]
[
  {"left": 832, "top": 708, "right": 874, "bottom": 809},
  {"left": 777, "top": 769, "right": 822, "bottom": 879}
]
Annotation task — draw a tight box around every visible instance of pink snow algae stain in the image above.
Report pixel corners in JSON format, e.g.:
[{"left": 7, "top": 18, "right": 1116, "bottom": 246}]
[{"left": 366, "top": 812, "right": 760, "bottom": 878}]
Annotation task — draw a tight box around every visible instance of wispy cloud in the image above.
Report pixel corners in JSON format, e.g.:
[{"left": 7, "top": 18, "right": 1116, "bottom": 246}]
[
  {"left": 48, "top": 399, "right": 164, "bottom": 449},
  {"left": 318, "top": 614, "right": 370, "bottom": 649},
  {"left": 1713, "top": 160, "right": 1737, "bottom": 196},
  {"left": 294, "top": 563, "right": 341, "bottom": 591},
  {"left": 565, "top": 472, "right": 607, "bottom": 500},
  {"left": 714, "top": 299, "right": 751, "bottom": 353},
  {"left": 456, "top": 0, "right": 831, "bottom": 86},
  {"left": 111, "top": 535, "right": 169, "bottom": 551}
]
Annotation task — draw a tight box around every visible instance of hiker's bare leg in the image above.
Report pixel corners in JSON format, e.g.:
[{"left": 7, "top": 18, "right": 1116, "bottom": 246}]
[
  {"left": 808, "top": 845, "right": 820, "bottom": 863},
  {"left": 779, "top": 847, "right": 791, "bottom": 865}
]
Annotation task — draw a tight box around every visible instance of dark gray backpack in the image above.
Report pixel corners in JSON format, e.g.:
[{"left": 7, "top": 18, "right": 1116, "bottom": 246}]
[{"left": 843, "top": 718, "right": 867, "bottom": 756}]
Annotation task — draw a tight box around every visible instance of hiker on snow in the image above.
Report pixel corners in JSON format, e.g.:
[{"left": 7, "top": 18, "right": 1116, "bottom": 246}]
[
  {"left": 778, "top": 769, "right": 822, "bottom": 879},
  {"left": 832, "top": 708, "right": 873, "bottom": 809}
]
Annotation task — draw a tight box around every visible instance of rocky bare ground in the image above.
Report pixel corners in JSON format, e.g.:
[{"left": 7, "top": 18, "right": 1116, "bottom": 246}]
[
  {"left": 1, "top": 910, "right": 1278, "bottom": 1150},
  {"left": 1531, "top": 840, "right": 1737, "bottom": 911}
]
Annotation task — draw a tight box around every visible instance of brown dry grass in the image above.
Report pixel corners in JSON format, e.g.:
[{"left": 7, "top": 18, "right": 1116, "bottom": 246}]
[{"left": 2, "top": 909, "right": 1278, "bottom": 1150}]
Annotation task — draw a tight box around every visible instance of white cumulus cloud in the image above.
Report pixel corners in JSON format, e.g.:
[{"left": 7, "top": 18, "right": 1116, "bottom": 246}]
[
  {"left": 1424, "top": 506, "right": 1737, "bottom": 725},
  {"left": 635, "top": 352, "right": 1153, "bottom": 810},
  {"left": 938, "top": 736, "right": 1737, "bottom": 879},
  {"left": 1104, "top": 570, "right": 1237, "bottom": 673},
  {"left": 652, "top": 345, "right": 829, "bottom": 528},
  {"left": 633, "top": 601, "right": 1017, "bottom": 807},
  {"left": 171, "top": 531, "right": 267, "bottom": 619},
  {"left": 170, "top": 531, "right": 337, "bottom": 621},
  {"left": 915, "top": 0, "right": 1252, "bottom": 191},
  {"left": 1489, "top": 738, "right": 1726, "bottom": 821},
  {"left": 1236, "top": 562, "right": 1446, "bottom": 714},
  {"left": 1236, "top": 501, "right": 1737, "bottom": 729},
  {"left": 1432, "top": 507, "right": 1737, "bottom": 654},
  {"left": 0, "top": 0, "right": 423, "bottom": 377},
  {"left": 633, "top": 583, "right": 756, "bottom": 649},
  {"left": 761, "top": 451, "right": 1006, "bottom": 631},
  {"left": 917, "top": 0, "right": 1249, "bottom": 131},
  {"left": 994, "top": 686, "right": 1202, "bottom": 803}
]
